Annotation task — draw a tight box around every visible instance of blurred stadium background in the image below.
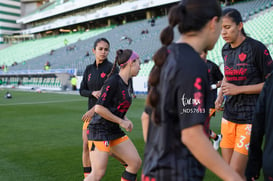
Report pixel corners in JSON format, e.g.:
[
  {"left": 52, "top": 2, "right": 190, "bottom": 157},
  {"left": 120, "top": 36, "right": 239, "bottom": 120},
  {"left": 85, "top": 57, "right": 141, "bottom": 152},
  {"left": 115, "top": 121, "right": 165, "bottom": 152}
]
[
  {"left": 0, "top": 1, "right": 272, "bottom": 180},
  {"left": 0, "top": 0, "right": 273, "bottom": 94}
]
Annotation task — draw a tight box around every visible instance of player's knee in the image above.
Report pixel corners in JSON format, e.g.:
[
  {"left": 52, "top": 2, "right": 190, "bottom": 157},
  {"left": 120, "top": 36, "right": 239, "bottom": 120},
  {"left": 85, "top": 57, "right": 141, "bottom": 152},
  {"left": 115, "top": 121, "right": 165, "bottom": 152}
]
[
  {"left": 92, "top": 169, "right": 106, "bottom": 181},
  {"left": 136, "top": 156, "right": 142, "bottom": 170},
  {"left": 233, "top": 166, "right": 243, "bottom": 174},
  {"left": 130, "top": 156, "right": 142, "bottom": 171}
]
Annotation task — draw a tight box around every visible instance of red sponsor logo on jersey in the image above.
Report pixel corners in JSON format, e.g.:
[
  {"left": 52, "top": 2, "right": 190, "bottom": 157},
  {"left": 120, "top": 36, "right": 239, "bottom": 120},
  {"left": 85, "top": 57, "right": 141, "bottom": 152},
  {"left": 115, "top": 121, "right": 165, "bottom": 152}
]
[
  {"left": 239, "top": 53, "right": 247, "bottom": 62},
  {"left": 208, "top": 69, "right": 211, "bottom": 73},
  {"left": 117, "top": 100, "right": 130, "bottom": 113},
  {"left": 236, "top": 63, "right": 248, "bottom": 66},
  {"left": 88, "top": 73, "right": 92, "bottom": 81},
  {"left": 101, "top": 72, "right": 106, "bottom": 78},
  {"left": 122, "top": 90, "right": 126, "bottom": 100},
  {"left": 101, "top": 92, "right": 107, "bottom": 101},
  {"left": 101, "top": 86, "right": 110, "bottom": 101},
  {"left": 225, "top": 66, "right": 247, "bottom": 76},
  {"left": 194, "top": 77, "right": 202, "bottom": 90},
  {"left": 264, "top": 49, "right": 269, "bottom": 56},
  {"left": 106, "top": 85, "right": 110, "bottom": 91}
]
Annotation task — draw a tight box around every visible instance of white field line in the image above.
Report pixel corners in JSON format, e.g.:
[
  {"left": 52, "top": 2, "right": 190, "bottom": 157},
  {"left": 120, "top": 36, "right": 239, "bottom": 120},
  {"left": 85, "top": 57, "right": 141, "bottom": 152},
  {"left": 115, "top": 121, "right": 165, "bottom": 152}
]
[{"left": 0, "top": 99, "right": 83, "bottom": 106}]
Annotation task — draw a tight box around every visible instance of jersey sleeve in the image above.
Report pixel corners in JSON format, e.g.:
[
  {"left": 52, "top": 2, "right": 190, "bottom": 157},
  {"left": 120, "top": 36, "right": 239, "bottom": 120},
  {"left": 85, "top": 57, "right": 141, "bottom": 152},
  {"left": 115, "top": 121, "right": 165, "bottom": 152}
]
[
  {"left": 79, "top": 66, "right": 92, "bottom": 97},
  {"left": 177, "top": 71, "right": 208, "bottom": 130},
  {"left": 254, "top": 42, "right": 273, "bottom": 80},
  {"left": 144, "top": 105, "right": 152, "bottom": 115},
  {"left": 96, "top": 77, "right": 117, "bottom": 108}
]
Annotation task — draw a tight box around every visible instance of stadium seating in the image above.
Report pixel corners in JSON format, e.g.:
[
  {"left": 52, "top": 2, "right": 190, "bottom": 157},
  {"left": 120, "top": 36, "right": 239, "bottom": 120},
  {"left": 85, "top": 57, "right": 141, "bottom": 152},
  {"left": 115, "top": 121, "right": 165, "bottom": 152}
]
[
  {"left": 0, "top": 27, "right": 112, "bottom": 68},
  {"left": 1, "top": 0, "right": 273, "bottom": 81}
]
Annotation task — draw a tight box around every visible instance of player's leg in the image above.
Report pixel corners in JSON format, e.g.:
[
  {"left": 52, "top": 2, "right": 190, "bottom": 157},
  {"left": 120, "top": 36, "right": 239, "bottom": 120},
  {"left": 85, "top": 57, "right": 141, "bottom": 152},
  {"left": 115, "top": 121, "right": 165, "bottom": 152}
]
[
  {"left": 82, "top": 122, "right": 91, "bottom": 178},
  {"left": 220, "top": 118, "right": 235, "bottom": 163},
  {"left": 230, "top": 151, "right": 248, "bottom": 180},
  {"left": 221, "top": 148, "right": 234, "bottom": 164},
  {"left": 230, "top": 123, "right": 251, "bottom": 180},
  {"left": 84, "top": 141, "right": 109, "bottom": 181},
  {"left": 109, "top": 152, "right": 128, "bottom": 167},
  {"left": 111, "top": 136, "right": 142, "bottom": 181}
]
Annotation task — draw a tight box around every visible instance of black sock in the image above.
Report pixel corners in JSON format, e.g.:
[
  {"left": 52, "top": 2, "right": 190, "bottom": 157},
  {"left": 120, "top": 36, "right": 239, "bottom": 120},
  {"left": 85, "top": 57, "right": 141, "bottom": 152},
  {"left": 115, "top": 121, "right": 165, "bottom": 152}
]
[
  {"left": 83, "top": 167, "right": 92, "bottom": 178},
  {"left": 121, "top": 170, "right": 137, "bottom": 181}
]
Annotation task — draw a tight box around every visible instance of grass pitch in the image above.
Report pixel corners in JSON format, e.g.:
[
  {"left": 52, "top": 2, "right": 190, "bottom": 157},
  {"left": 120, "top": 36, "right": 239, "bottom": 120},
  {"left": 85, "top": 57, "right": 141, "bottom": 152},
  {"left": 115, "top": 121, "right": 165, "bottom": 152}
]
[{"left": 0, "top": 89, "right": 262, "bottom": 181}]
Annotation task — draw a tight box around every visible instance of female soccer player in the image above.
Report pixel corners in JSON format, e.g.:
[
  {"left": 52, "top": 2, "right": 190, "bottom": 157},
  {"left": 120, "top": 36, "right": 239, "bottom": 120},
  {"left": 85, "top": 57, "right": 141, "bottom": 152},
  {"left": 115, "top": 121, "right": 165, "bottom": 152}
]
[
  {"left": 215, "top": 8, "right": 273, "bottom": 179},
  {"left": 141, "top": 0, "right": 243, "bottom": 180},
  {"left": 79, "top": 37, "right": 118, "bottom": 178},
  {"left": 84, "top": 49, "right": 142, "bottom": 181}
]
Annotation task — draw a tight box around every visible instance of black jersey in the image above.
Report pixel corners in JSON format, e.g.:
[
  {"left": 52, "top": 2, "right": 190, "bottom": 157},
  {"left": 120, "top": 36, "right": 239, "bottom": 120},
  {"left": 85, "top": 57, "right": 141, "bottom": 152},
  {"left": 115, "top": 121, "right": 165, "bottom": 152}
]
[
  {"left": 80, "top": 60, "right": 117, "bottom": 110},
  {"left": 246, "top": 71, "right": 273, "bottom": 180},
  {"left": 222, "top": 37, "right": 273, "bottom": 124},
  {"left": 142, "top": 43, "right": 211, "bottom": 180},
  {"left": 88, "top": 74, "right": 132, "bottom": 141},
  {"left": 206, "top": 59, "right": 223, "bottom": 108}
]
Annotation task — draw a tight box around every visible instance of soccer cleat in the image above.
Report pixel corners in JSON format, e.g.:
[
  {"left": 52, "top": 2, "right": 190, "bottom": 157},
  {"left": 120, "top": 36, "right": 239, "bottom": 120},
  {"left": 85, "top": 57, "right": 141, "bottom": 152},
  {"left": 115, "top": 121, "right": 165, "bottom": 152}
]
[{"left": 212, "top": 134, "right": 222, "bottom": 150}]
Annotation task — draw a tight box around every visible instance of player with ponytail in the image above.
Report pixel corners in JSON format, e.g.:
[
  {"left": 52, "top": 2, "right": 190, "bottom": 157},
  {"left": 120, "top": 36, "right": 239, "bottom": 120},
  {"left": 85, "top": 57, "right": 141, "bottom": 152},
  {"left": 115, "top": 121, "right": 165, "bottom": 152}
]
[
  {"left": 84, "top": 49, "right": 142, "bottom": 181},
  {"left": 142, "top": 0, "right": 243, "bottom": 180}
]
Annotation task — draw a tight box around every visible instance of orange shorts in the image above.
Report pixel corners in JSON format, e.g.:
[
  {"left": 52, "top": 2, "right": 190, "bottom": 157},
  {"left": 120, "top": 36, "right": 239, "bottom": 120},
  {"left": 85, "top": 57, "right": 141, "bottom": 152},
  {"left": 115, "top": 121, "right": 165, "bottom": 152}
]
[
  {"left": 88, "top": 135, "right": 129, "bottom": 152},
  {"left": 82, "top": 120, "right": 90, "bottom": 130},
  {"left": 220, "top": 118, "right": 252, "bottom": 155}
]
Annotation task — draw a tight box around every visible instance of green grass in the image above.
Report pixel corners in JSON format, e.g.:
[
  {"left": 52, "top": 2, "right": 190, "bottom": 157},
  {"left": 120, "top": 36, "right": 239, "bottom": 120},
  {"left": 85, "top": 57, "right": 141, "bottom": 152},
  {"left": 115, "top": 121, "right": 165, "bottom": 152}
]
[{"left": 0, "top": 89, "right": 262, "bottom": 181}]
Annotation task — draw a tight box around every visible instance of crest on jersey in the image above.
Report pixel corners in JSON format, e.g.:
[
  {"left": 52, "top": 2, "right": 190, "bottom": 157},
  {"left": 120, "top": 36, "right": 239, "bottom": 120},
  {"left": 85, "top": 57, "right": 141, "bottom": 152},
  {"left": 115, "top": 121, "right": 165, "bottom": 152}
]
[{"left": 239, "top": 53, "right": 246, "bottom": 62}]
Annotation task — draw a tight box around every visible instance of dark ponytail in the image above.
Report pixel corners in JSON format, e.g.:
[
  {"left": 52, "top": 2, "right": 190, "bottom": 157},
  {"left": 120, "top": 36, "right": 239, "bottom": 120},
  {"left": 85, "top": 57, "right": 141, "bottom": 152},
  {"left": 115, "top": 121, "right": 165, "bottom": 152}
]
[
  {"left": 147, "top": 0, "right": 222, "bottom": 124},
  {"left": 146, "top": 5, "right": 182, "bottom": 124},
  {"left": 107, "top": 49, "right": 133, "bottom": 79}
]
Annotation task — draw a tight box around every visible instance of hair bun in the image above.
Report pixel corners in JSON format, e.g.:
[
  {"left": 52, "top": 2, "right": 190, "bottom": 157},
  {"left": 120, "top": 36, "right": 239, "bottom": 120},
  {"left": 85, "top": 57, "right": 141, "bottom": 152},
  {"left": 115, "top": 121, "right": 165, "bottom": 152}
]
[
  {"left": 148, "top": 87, "right": 159, "bottom": 107},
  {"left": 148, "top": 66, "right": 160, "bottom": 86},
  {"left": 153, "top": 46, "right": 169, "bottom": 67},
  {"left": 116, "top": 49, "right": 123, "bottom": 56}
]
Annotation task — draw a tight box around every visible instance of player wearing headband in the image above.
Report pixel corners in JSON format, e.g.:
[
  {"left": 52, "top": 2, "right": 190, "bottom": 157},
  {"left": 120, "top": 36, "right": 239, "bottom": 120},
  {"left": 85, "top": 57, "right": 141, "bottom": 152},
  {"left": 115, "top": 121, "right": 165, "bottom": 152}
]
[{"left": 84, "top": 49, "right": 142, "bottom": 181}]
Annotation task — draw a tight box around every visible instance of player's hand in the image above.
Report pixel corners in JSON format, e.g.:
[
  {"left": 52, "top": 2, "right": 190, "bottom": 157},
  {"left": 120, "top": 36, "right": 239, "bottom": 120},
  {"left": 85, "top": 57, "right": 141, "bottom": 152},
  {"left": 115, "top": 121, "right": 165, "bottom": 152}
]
[
  {"left": 222, "top": 81, "right": 239, "bottom": 96},
  {"left": 119, "top": 119, "right": 133, "bottom": 132},
  {"left": 92, "top": 90, "right": 101, "bottom": 99},
  {"left": 215, "top": 95, "right": 224, "bottom": 111},
  {"left": 82, "top": 109, "right": 94, "bottom": 122}
]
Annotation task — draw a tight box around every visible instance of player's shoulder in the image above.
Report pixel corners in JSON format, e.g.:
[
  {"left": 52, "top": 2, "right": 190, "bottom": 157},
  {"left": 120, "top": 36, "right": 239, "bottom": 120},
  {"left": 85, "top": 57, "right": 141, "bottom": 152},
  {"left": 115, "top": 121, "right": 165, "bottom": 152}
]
[
  {"left": 105, "top": 74, "right": 119, "bottom": 84},
  {"left": 245, "top": 37, "right": 266, "bottom": 50}
]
